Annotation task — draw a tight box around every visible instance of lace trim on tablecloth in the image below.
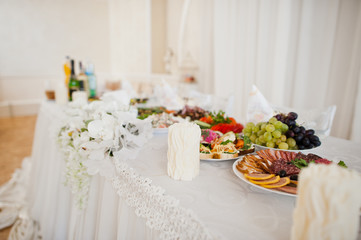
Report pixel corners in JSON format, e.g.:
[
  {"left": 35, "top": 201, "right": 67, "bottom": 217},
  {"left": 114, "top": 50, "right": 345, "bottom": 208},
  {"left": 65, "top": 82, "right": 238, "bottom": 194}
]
[{"left": 110, "top": 159, "right": 214, "bottom": 240}]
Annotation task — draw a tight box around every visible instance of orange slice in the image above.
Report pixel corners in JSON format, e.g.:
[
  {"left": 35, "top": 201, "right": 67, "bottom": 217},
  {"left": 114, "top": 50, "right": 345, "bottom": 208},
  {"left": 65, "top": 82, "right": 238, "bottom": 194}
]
[
  {"left": 249, "top": 175, "right": 280, "bottom": 185},
  {"left": 244, "top": 173, "right": 275, "bottom": 180},
  {"left": 261, "top": 177, "right": 290, "bottom": 188},
  {"left": 290, "top": 180, "right": 298, "bottom": 185}
]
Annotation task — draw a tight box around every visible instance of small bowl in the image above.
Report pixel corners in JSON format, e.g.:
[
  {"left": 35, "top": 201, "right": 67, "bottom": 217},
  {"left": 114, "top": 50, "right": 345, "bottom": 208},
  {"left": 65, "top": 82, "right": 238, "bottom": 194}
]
[{"left": 253, "top": 144, "right": 320, "bottom": 154}]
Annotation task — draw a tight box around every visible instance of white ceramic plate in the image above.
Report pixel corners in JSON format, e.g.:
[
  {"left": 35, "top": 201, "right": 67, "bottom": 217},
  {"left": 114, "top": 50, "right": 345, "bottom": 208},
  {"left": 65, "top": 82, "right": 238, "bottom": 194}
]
[
  {"left": 232, "top": 157, "right": 296, "bottom": 197},
  {"left": 153, "top": 128, "right": 169, "bottom": 134},
  {"left": 253, "top": 144, "right": 319, "bottom": 154},
  {"left": 200, "top": 156, "right": 241, "bottom": 162}
]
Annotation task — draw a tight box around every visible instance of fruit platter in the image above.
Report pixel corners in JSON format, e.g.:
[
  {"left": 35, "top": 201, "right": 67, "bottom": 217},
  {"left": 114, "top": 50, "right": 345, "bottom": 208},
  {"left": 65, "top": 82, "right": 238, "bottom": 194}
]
[
  {"left": 243, "top": 112, "right": 321, "bottom": 151},
  {"left": 233, "top": 149, "right": 347, "bottom": 196}
]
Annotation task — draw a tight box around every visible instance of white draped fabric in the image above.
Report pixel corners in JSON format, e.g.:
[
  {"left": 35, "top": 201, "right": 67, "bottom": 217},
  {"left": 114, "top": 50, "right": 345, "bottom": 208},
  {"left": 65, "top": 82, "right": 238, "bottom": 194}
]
[{"left": 199, "top": 0, "right": 361, "bottom": 141}]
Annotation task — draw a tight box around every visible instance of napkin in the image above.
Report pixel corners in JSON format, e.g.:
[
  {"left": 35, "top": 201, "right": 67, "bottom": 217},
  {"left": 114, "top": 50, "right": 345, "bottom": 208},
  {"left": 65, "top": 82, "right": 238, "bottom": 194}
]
[
  {"left": 101, "top": 90, "right": 131, "bottom": 106},
  {"left": 147, "top": 80, "right": 184, "bottom": 110},
  {"left": 246, "top": 85, "right": 336, "bottom": 138},
  {"left": 291, "top": 164, "right": 361, "bottom": 240}
]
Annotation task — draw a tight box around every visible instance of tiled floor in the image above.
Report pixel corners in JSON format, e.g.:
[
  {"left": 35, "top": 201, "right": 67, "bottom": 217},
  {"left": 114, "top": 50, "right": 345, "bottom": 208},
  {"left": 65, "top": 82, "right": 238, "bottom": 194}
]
[{"left": 0, "top": 115, "right": 37, "bottom": 239}]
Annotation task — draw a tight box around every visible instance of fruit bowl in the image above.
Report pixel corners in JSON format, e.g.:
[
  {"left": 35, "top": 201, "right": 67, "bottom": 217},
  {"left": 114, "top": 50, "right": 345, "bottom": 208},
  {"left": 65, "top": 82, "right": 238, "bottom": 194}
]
[{"left": 253, "top": 144, "right": 320, "bottom": 154}]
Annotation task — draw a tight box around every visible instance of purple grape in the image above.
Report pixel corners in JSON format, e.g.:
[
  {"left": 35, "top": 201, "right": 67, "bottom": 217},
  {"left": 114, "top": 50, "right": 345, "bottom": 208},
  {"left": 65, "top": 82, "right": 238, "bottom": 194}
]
[
  {"left": 287, "top": 112, "right": 298, "bottom": 121},
  {"left": 299, "top": 126, "right": 306, "bottom": 135},
  {"left": 305, "top": 129, "right": 315, "bottom": 136},
  {"left": 302, "top": 138, "right": 310, "bottom": 146},
  {"left": 275, "top": 114, "right": 282, "bottom": 121},
  {"left": 298, "top": 144, "right": 305, "bottom": 150},
  {"left": 294, "top": 133, "right": 304, "bottom": 143},
  {"left": 286, "top": 130, "right": 295, "bottom": 138},
  {"left": 285, "top": 119, "right": 296, "bottom": 127},
  {"left": 313, "top": 140, "right": 321, "bottom": 147},
  {"left": 293, "top": 126, "right": 301, "bottom": 134},
  {"left": 309, "top": 135, "right": 320, "bottom": 143}
]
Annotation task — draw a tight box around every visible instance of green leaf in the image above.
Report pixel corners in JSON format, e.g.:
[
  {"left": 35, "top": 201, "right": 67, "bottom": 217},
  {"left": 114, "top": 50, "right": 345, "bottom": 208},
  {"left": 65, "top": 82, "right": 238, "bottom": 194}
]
[
  {"left": 220, "top": 140, "right": 233, "bottom": 145},
  {"left": 291, "top": 158, "right": 309, "bottom": 169},
  {"left": 209, "top": 110, "right": 231, "bottom": 125},
  {"left": 242, "top": 135, "right": 252, "bottom": 150},
  {"left": 84, "top": 120, "right": 93, "bottom": 127},
  {"left": 337, "top": 160, "right": 347, "bottom": 168}
]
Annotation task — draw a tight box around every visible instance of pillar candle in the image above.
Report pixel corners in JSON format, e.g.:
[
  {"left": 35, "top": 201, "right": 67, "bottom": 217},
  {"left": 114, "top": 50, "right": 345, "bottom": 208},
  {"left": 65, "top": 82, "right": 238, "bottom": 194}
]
[
  {"left": 291, "top": 164, "right": 361, "bottom": 240},
  {"left": 167, "top": 122, "right": 201, "bottom": 181}
]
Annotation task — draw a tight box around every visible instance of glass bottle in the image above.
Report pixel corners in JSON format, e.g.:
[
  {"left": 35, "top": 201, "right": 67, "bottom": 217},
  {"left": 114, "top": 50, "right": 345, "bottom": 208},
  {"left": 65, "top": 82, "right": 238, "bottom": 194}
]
[
  {"left": 68, "top": 59, "right": 79, "bottom": 101},
  {"left": 77, "top": 61, "right": 88, "bottom": 93},
  {"left": 85, "top": 62, "right": 97, "bottom": 98}
]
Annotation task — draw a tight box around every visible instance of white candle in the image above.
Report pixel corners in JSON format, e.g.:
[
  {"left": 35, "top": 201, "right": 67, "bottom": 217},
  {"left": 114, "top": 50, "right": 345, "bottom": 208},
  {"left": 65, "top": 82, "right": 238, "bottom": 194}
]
[
  {"left": 167, "top": 122, "right": 201, "bottom": 181},
  {"left": 291, "top": 164, "right": 361, "bottom": 240},
  {"left": 55, "top": 83, "right": 68, "bottom": 105}
]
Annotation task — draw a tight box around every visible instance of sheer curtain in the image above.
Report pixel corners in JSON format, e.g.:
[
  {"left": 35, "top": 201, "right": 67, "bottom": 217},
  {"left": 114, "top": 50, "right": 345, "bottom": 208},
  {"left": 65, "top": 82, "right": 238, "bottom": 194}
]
[{"left": 199, "top": 0, "right": 361, "bottom": 141}]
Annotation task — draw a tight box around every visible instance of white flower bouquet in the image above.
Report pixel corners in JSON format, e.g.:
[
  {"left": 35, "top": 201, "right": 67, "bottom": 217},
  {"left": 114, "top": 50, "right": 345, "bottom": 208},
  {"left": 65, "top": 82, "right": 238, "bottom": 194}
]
[{"left": 58, "top": 98, "right": 153, "bottom": 209}]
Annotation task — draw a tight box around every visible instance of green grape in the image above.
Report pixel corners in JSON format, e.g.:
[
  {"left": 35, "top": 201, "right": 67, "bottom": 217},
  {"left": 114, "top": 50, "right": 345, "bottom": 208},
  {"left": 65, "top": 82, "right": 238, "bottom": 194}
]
[
  {"left": 261, "top": 123, "right": 267, "bottom": 130},
  {"left": 246, "top": 122, "right": 255, "bottom": 129},
  {"left": 255, "top": 138, "right": 261, "bottom": 145},
  {"left": 281, "top": 123, "right": 289, "bottom": 133},
  {"left": 287, "top": 138, "right": 296, "bottom": 147},
  {"left": 268, "top": 117, "right": 277, "bottom": 124},
  {"left": 252, "top": 126, "right": 259, "bottom": 133},
  {"left": 272, "top": 130, "right": 282, "bottom": 138},
  {"left": 256, "top": 122, "right": 263, "bottom": 128},
  {"left": 272, "top": 138, "right": 278, "bottom": 143},
  {"left": 274, "top": 121, "right": 283, "bottom": 129},
  {"left": 244, "top": 132, "right": 251, "bottom": 137},
  {"left": 266, "top": 141, "right": 275, "bottom": 148},
  {"left": 259, "top": 135, "right": 265, "bottom": 143},
  {"left": 250, "top": 134, "right": 257, "bottom": 143},
  {"left": 243, "top": 128, "right": 252, "bottom": 134},
  {"left": 279, "top": 142, "right": 289, "bottom": 150},
  {"left": 289, "top": 146, "right": 298, "bottom": 150},
  {"left": 276, "top": 139, "right": 282, "bottom": 145},
  {"left": 265, "top": 124, "right": 275, "bottom": 132},
  {"left": 263, "top": 132, "right": 272, "bottom": 142},
  {"left": 257, "top": 130, "right": 265, "bottom": 137},
  {"left": 280, "top": 135, "right": 287, "bottom": 142}
]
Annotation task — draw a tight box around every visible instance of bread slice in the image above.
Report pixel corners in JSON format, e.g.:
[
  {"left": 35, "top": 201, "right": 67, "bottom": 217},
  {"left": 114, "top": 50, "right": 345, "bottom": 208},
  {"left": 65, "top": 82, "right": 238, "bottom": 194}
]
[
  {"left": 212, "top": 152, "right": 239, "bottom": 160},
  {"left": 200, "top": 152, "right": 214, "bottom": 160}
]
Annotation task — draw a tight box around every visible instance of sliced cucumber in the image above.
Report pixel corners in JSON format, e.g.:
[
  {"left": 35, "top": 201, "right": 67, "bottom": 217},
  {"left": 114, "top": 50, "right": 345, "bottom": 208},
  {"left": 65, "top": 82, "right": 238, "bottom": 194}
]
[{"left": 194, "top": 120, "right": 211, "bottom": 129}]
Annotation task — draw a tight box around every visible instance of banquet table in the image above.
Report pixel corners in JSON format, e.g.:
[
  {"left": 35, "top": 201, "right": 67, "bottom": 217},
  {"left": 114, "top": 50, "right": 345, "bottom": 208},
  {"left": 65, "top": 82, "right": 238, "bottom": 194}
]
[{"left": 25, "top": 101, "right": 361, "bottom": 240}]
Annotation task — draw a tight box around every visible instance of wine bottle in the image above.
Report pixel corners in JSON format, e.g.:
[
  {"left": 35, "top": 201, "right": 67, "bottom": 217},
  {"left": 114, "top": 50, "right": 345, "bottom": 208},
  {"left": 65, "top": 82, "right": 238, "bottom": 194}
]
[
  {"left": 68, "top": 59, "right": 79, "bottom": 101},
  {"left": 64, "top": 56, "right": 71, "bottom": 86},
  {"left": 85, "top": 62, "right": 97, "bottom": 98},
  {"left": 77, "top": 61, "right": 88, "bottom": 93}
]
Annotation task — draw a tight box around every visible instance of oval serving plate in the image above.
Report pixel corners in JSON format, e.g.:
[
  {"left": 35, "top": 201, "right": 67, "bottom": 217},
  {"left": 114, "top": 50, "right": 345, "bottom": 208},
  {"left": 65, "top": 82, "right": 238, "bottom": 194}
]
[
  {"left": 253, "top": 144, "right": 319, "bottom": 154},
  {"left": 232, "top": 157, "right": 296, "bottom": 197},
  {"left": 200, "top": 156, "right": 241, "bottom": 162}
]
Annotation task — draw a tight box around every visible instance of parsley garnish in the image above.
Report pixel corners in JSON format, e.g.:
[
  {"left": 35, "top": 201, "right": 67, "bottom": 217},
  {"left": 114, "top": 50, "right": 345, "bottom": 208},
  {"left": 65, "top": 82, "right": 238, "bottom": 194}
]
[
  {"left": 242, "top": 136, "right": 252, "bottom": 150},
  {"left": 337, "top": 160, "right": 347, "bottom": 168},
  {"left": 209, "top": 110, "right": 231, "bottom": 125},
  {"left": 291, "top": 158, "right": 314, "bottom": 169},
  {"left": 221, "top": 140, "right": 233, "bottom": 145}
]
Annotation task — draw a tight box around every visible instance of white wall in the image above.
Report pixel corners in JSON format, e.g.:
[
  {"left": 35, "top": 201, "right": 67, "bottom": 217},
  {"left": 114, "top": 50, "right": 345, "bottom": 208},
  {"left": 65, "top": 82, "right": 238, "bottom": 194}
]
[
  {"left": 0, "top": 0, "right": 111, "bottom": 116},
  {"left": 0, "top": 0, "right": 203, "bottom": 117}
]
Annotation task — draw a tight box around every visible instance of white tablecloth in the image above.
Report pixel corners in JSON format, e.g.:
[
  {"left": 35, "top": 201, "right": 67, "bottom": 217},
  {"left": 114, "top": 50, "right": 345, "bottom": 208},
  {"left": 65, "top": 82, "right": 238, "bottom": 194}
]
[{"left": 27, "top": 101, "right": 361, "bottom": 239}]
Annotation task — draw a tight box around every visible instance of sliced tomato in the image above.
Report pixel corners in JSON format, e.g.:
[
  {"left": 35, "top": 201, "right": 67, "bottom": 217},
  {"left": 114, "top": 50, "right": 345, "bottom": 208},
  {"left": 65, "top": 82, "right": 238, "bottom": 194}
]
[{"left": 211, "top": 123, "right": 244, "bottom": 134}]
